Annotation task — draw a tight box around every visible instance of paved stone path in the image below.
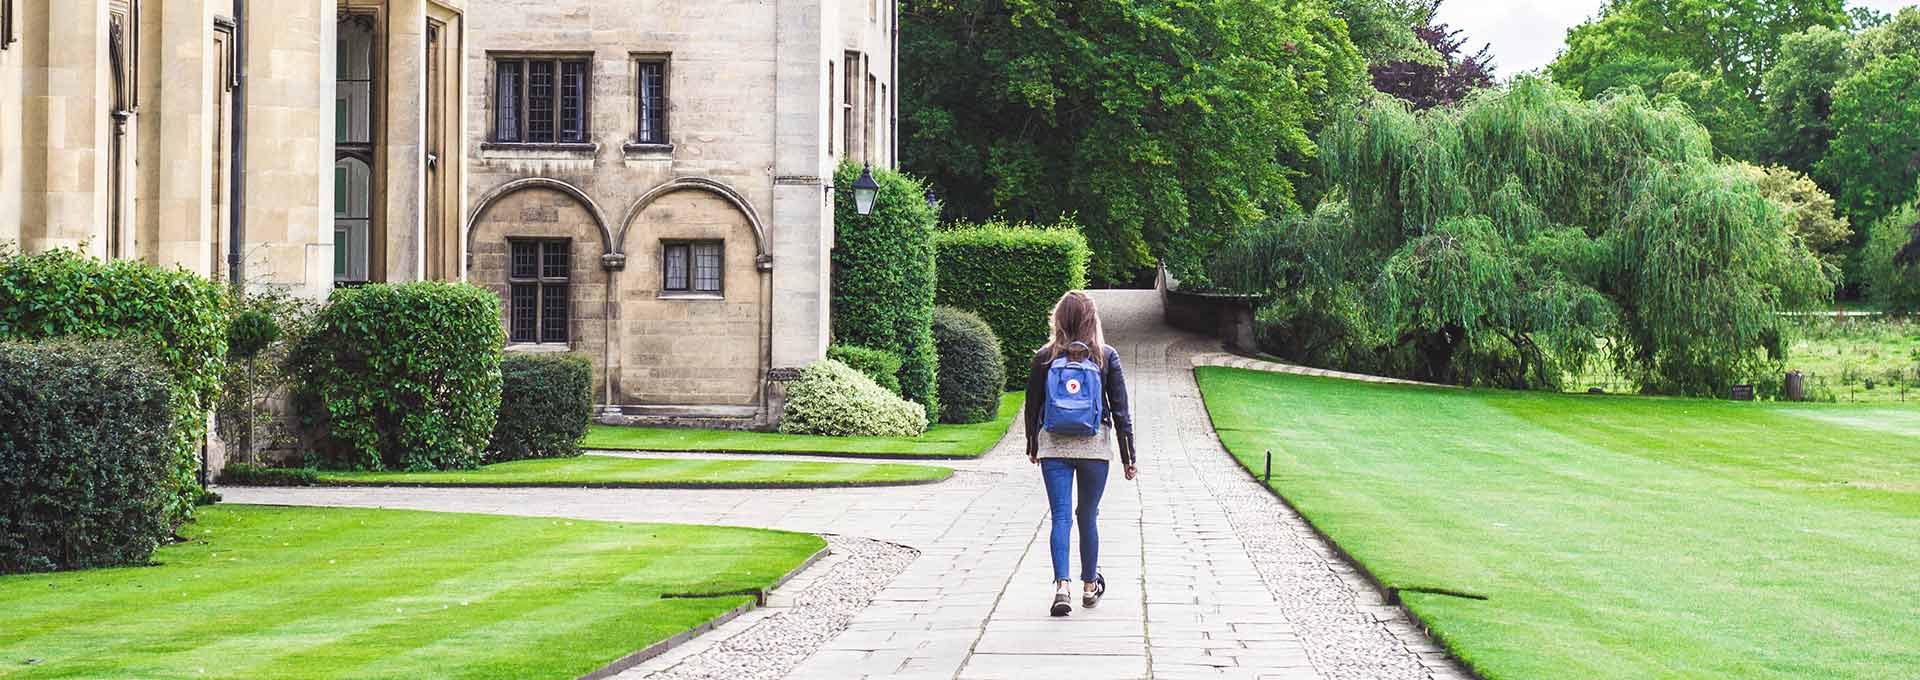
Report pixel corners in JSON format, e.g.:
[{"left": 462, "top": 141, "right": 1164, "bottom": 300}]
[{"left": 222, "top": 290, "right": 1467, "bottom": 680}]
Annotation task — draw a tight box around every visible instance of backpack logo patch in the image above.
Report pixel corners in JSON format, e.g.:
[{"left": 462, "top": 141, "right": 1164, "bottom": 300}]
[{"left": 1065, "top": 379, "right": 1082, "bottom": 394}]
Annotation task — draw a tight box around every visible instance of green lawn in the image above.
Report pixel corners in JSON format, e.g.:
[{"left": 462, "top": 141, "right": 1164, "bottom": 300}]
[
  {"left": 312, "top": 454, "right": 951, "bottom": 488},
  {"left": 583, "top": 392, "right": 1023, "bottom": 458},
  {"left": 0, "top": 505, "right": 823, "bottom": 679},
  {"left": 1196, "top": 367, "right": 1920, "bottom": 680}
]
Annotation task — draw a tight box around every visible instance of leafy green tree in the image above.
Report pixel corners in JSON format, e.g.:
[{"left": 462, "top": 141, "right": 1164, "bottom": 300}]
[
  {"left": 1551, "top": 0, "right": 1850, "bottom": 100},
  {"left": 1211, "top": 78, "right": 1830, "bottom": 395},
  {"left": 900, "top": 0, "right": 1367, "bottom": 283},
  {"left": 1652, "top": 69, "right": 1764, "bottom": 160},
  {"left": 1760, "top": 25, "right": 1852, "bottom": 175},
  {"left": 1329, "top": 0, "right": 1435, "bottom": 65},
  {"left": 1820, "top": 54, "right": 1920, "bottom": 226},
  {"left": 1734, "top": 162, "right": 1852, "bottom": 272}
]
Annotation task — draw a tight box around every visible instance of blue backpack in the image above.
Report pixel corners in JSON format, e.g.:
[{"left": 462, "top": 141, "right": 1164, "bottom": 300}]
[{"left": 1043, "top": 342, "right": 1105, "bottom": 436}]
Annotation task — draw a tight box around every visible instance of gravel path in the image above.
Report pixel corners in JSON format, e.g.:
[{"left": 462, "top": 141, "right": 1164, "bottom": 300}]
[{"left": 223, "top": 289, "right": 1469, "bottom": 680}]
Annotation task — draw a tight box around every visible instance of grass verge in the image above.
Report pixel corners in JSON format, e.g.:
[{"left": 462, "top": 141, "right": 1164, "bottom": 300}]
[
  {"left": 582, "top": 392, "right": 1023, "bottom": 458},
  {"left": 308, "top": 454, "right": 952, "bottom": 488},
  {"left": 0, "top": 505, "right": 823, "bottom": 679},
  {"left": 1196, "top": 366, "right": 1920, "bottom": 679}
]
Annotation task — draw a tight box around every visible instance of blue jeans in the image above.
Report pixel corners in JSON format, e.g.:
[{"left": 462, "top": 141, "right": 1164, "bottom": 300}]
[{"left": 1040, "top": 458, "right": 1109, "bottom": 582}]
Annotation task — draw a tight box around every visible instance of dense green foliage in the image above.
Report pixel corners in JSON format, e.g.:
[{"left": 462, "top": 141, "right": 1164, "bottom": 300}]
[
  {"left": 0, "top": 342, "right": 176, "bottom": 574},
  {"left": 1551, "top": 0, "right": 1850, "bottom": 100},
  {"left": 291, "top": 282, "right": 504, "bottom": 471},
  {"left": 0, "top": 506, "right": 825, "bottom": 679},
  {"left": 1761, "top": 25, "right": 1852, "bottom": 175},
  {"left": 1862, "top": 206, "right": 1920, "bottom": 312},
  {"left": 0, "top": 249, "right": 228, "bottom": 523},
  {"left": 1215, "top": 78, "right": 1829, "bottom": 395},
  {"left": 1329, "top": 0, "right": 1437, "bottom": 65},
  {"left": 489, "top": 353, "right": 594, "bottom": 463},
  {"left": 932, "top": 222, "right": 1090, "bottom": 388},
  {"left": 1820, "top": 54, "right": 1920, "bottom": 225},
  {"left": 1735, "top": 162, "right": 1852, "bottom": 270},
  {"left": 216, "top": 463, "right": 320, "bottom": 487},
  {"left": 779, "top": 359, "right": 929, "bottom": 437},
  {"left": 931, "top": 307, "right": 1005, "bottom": 425},
  {"left": 901, "top": 0, "right": 1367, "bottom": 282},
  {"left": 581, "top": 393, "right": 1023, "bottom": 458},
  {"left": 1198, "top": 366, "right": 1920, "bottom": 679},
  {"left": 313, "top": 454, "right": 953, "bottom": 488},
  {"left": 830, "top": 162, "right": 939, "bottom": 420},
  {"left": 825, "top": 344, "right": 903, "bottom": 395}
]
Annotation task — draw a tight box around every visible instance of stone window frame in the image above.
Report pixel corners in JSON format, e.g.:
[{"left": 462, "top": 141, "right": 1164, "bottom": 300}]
[
  {"left": 488, "top": 52, "right": 594, "bottom": 148},
  {"left": 660, "top": 239, "right": 724, "bottom": 299},
  {"left": 507, "top": 238, "right": 573, "bottom": 345},
  {"left": 632, "top": 53, "right": 670, "bottom": 147}
]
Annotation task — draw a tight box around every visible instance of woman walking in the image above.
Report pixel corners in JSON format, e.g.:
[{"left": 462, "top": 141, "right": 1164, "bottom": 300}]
[{"left": 1026, "top": 291, "right": 1137, "bottom": 617}]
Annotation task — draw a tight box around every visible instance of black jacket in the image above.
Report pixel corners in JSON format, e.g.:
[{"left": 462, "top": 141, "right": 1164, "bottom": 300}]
[{"left": 1024, "top": 345, "right": 1137, "bottom": 465}]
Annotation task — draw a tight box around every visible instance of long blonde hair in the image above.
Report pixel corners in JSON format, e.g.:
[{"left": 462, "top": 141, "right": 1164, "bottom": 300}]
[{"left": 1044, "top": 291, "right": 1106, "bottom": 369}]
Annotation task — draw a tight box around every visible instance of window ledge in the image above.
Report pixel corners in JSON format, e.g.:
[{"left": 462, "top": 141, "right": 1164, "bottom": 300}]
[
  {"left": 623, "top": 142, "right": 675, "bottom": 159},
  {"left": 505, "top": 343, "right": 573, "bottom": 353},
  {"left": 480, "top": 142, "right": 600, "bottom": 160},
  {"left": 658, "top": 292, "right": 724, "bottom": 301}
]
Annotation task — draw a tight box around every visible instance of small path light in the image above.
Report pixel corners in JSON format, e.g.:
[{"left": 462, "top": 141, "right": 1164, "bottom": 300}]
[
  {"left": 1264, "top": 449, "right": 1272, "bottom": 485},
  {"left": 851, "top": 164, "right": 881, "bottom": 216}
]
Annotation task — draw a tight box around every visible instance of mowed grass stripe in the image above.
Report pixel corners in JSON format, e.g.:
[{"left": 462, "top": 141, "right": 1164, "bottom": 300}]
[
  {"left": 0, "top": 506, "right": 823, "bottom": 679},
  {"left": 311, "top": 454, "right": 952, "bottom": 487},
  {"left": 582, "top": 392, "right": 1024, "bottom": 457},
  {"left": 1196, "top": 367, "right": 1920, "bottom": 680}
]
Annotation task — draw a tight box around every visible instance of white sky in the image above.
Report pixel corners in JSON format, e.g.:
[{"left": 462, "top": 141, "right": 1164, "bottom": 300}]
[{"left": 1432, "top": 0, "right": 1919, "bottom": 78}]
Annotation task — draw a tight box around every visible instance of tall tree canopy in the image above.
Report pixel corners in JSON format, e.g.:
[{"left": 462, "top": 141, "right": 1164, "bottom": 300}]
[
  {"left": 900, "top": 0, "right": 1368, "bottom": 284},
  {"left": 1209, "top": 78, "right": 1830, "bottom": 395},
  {"left": 1821, "top": 54, "right": 1920, "bottom": 225},
  {"left": 1550, "top": 0, "right": 1851, "bottom": 101},
  {"left": 1760, "top": 25, "right": 1853, "bottom": 175},
  {"left": 1369, "top": 0, "right": 1495, "bottom": 110}
]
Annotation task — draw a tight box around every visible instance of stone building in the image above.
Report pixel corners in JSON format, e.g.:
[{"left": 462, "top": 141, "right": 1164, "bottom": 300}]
[
  {"left": 0, "top": 0, "right": 468, "bottom": 295},
  {"left": 462, "top": 0, "right": 897, "bottom": 427}
]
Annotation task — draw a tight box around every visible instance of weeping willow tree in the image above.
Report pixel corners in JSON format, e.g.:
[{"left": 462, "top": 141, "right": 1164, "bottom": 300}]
[{"left": 1214, "top": 77, "right": 1830, "bottom": 394}]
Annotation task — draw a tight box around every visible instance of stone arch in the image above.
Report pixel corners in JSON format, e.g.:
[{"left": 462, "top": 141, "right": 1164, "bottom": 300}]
[
  {"left": 466, "top": 177, "right": 615, "bottom": 254},
  {"left": 617, "top": 177, "right": 771, "bottom": 268}
]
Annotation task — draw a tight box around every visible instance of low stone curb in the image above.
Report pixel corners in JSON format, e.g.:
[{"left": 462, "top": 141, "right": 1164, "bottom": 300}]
[
  {"left": 284, "top": 471, "right": 956, "bottom": 491},
  {"left": 577, "top": 544, "right": 832, "bottom": 680},
  {"left": 584, "top": 446, "right": 986, "bottom": 461},
  {"left": 1191, "top": 352, "right": 1459, "bottom": 388}
]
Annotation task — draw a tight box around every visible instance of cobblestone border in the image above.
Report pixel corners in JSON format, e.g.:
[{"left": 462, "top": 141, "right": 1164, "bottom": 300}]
[
  {"left": 584, "top": 447, "right": 988, "bottom": 461},
  {"left": 580, "top": 544, "right": 832, "bottom": 680},
  {"left": 304, "top": 472, "right": 955, "bottom": 491}
]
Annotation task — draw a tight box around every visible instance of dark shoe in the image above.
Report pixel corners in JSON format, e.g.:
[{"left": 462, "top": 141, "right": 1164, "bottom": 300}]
[
  {"left": 1051, "top": 587, "right": 1072, "bottom": 617},
  {"left": 1083, "top": 573, "right": 1106, "bottom": 608}
]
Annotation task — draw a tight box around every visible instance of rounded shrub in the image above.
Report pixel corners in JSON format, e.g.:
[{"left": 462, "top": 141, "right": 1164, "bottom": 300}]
[
  {"left": 779, "top": 359, "right": 929, "bottom": 437},
  {"left": 291, "top": 282, "right": 504, "bottom": 471},
  {"left": 932, "top": 306, "right": 1005, "bottom": 424},
  {"left": 0, "top": 341, "right": 178, "bottom": 574},
  {"left": 831, "top": 162, "right": 940, "bottom": 420},
  {"left": 0, "top": 249, "right": 229, "bottom": 524},
  {"left": 932, "top": 221, "right": 1091, "bottom": 389},
  {"left": 826, "top": 344, "right": 904, "bottom": 395},
  {"left": 489, "top": 353, "right": 595, "bottom": 463}
]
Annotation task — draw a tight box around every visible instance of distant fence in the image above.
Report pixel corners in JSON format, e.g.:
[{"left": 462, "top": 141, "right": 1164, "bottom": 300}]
[{"left": 1566, "top": 367, "right": 1920, "bottom": 403}]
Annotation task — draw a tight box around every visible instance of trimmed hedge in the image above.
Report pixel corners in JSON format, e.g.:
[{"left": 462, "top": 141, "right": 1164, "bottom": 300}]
[
  {"left": 1, "top": 341, "right": 177, "bottom": 574},
  {"left": 827, "top": 344, "right": 904, "bottom": 395},
  {"left": 217, "top": 463, "right": 319, "bottom": 487},
  {"left": 831, "top": 162, "right": 940, "bottom": 420},
  {"left": 933, "top": 221, "right": 1091, "bottom": 388},
  {"left": 291, "top": 282, "right": 504, "bottom": 471},
  {"left": 779, "top": 359, "right": 929, "bottom": 437},
  {"left": 489, "top": 353, "right": 595, "bottom": 463},
  {"left": 0, "top": 249, "right": 229, "bottom": 524},
  {"left": 932, "top": 307, "right": 1005, "bottom": 424}
]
